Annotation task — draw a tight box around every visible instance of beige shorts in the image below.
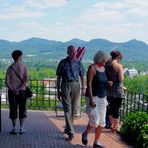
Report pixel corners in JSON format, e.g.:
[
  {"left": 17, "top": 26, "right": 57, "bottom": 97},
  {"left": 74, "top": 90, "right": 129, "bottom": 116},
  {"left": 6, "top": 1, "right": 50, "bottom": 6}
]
[{"left": 86, "top": 96, "right": 108, "bottom": 128}]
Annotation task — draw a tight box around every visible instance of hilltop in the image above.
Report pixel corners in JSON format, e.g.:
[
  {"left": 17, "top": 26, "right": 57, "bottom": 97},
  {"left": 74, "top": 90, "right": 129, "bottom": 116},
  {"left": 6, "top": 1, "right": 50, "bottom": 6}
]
[{"left": 0, "top": 37, "right": 148, "bottom": 62}]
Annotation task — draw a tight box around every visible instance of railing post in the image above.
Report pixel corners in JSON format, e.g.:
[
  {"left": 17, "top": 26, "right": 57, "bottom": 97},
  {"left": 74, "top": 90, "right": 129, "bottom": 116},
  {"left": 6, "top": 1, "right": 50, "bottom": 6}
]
[{"left": 0, "top": 91, "right": 1, "bottom": 133}]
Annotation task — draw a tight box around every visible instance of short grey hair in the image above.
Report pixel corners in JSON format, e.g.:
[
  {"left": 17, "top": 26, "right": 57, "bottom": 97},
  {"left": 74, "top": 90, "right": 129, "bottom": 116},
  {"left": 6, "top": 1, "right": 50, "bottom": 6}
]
[{"left": 93, "top": 50, "right": 110, "bottom": 64}]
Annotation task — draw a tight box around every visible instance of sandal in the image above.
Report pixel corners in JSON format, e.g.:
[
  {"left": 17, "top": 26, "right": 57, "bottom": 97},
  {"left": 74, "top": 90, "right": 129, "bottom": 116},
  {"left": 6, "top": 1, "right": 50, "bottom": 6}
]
[
  {"left": 111, "top": 127, "right": 117, "bottom": 133},
  {"left": 82, "top": 132, "right": 88, "bottom": 145}
]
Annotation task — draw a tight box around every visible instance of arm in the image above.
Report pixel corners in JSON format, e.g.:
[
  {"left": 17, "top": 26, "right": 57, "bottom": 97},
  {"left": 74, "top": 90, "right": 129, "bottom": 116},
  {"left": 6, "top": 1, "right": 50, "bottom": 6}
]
[
  {"left": 79, "top": 61, "right": 85, "bottom": 96},
  {"left": 80, "top": 75, "right": 85, "bottom": 96},
  {"left": 87, "top": 65, "right": 96, "bottom": 107},
  {"left": 56, "top": 61, "right": 63, "bottom": 101},
  {"left": 23, "top": 65, "right": 29, "bottom": 84},
  {"left": 117, "top": 64, "right": 124, "bottom": 82},
  {"left": 5, "top": 68, "right": 13, "bottom": 90},
  {"left": 117, "top": 64, "right": 126, "bottom": 90},
  {"left": 57, "top": 75, "right": 62, "bottom": 101}
]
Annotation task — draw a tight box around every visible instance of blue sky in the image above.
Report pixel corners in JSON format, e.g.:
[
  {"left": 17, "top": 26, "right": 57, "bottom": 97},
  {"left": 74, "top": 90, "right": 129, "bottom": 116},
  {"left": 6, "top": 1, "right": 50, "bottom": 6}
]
[{"left": 0, "top": 0, "right": 148, "bottom": 43}]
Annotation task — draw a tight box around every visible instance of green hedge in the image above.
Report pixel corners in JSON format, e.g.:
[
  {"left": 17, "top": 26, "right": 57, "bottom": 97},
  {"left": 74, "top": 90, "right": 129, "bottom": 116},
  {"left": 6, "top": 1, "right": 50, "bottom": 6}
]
[{"left": 120, "top": 111, "right": 148, "bottom": 148}]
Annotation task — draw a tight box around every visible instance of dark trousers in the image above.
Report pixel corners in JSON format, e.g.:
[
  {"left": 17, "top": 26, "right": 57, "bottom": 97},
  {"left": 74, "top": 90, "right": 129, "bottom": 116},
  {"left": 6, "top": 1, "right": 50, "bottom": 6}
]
[
  {"left": 105, "top": 96, "right": 111, "bottom": 128},
  {"left": 107, "top": 96, "right": 123, "bottom": 119},
  {"left": 8, "top": 90, "right": 27, "bottom": 119}
]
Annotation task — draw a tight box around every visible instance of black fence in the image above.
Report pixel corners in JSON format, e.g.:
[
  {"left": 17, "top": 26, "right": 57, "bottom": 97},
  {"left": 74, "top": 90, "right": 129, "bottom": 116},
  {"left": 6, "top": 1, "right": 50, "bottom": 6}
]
[
  {"left": 120, "top": 90, "right": 148, "bottom": 121},
  {"left": 0, "top": 79, "right": 148, "bottom": 119},
  {"left": 0, "top": 79, "right": 58, "bottom": 110}
]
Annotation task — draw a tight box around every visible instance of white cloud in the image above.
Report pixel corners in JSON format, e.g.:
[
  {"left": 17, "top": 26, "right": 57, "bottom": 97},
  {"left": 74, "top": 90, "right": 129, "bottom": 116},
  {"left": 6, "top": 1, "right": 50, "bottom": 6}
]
[
  {"left": 76, "top": 2, "right": 125, "bottom": 24},
  {"left": 79, "top": 0, "right": 148, "bottom": 23},
  {"left": 0, "top": 0, "right": 68, "bottom": 20},
  {"left": 0, "top": 26, "right": 7, "bottom": 31},
  {"left": 0, "top": 6, "right": 45, "bottom": 20},
  {"left": 20, "top": 22, "right": 47, "bottom": 31},
  {"left": 69, "top": 0, "right": 148, "bottom": 42},
  {"left": 0, "top": 1, "right": 10, "bottom": 7},
  {"left": 0, "top": 0, "right": 148, "bottom": 43},
  {"left": 23, "top": 0, "right": 68, "bottom": 9}
]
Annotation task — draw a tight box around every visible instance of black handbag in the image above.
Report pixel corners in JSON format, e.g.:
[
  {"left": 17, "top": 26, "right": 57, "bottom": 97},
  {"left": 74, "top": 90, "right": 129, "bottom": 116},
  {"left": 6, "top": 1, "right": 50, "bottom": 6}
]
[
  {"left": 11, "top": 66, "right": 32, "bottom": 98},
  {"left": 25, "top": 87, "right": 33, "bottom": 98}
]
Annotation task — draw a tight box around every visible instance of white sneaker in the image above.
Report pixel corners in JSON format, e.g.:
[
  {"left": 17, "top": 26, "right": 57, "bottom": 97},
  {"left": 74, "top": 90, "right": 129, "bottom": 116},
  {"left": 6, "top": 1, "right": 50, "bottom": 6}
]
[
  {"left": 19, "top": 128, "right": 26, "bottom": 134},
  {"left": 93, "top": 141, "right": 105, "bottom": 148}
]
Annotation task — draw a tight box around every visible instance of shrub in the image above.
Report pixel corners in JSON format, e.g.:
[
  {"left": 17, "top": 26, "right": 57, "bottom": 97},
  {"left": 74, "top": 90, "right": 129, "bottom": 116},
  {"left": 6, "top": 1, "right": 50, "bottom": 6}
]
[
  {"left": 120, "top": 111, "right": 148, "bottom": 148},
  {"left": 138, "top": 123, "right": 148, "bottom": 148}
]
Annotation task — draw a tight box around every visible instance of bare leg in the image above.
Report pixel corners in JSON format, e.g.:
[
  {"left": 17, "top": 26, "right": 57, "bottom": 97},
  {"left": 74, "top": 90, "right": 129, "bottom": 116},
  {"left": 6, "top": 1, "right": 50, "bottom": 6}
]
[
  {"left": 19, "top": 118, "right": 26, "bottom": 134},
  {"left": 109, "top": 115, "right": 116, "bottom": 132},
  {"left": 93, "top": 126, "right": 105, "bottom": 147},
  {"left": 11, "top": 119, "right": 17, "bottom": 129},
  {"left": 19, "top": 118, "right": 25, "bottom": 129},
  {"left": 112, "top": 118, "right": 118, "bottom": 133},
  {"left": 109, "top": 115, "right": 113, "bottom": 126},
  {"left": 82, "top": 124, "right": 92, "bottom": 145},
  {"left": 84, "top": 124, "right": 92, "bottom": 133},
  {"left": 10, "top": 119, "right": 17, "bottom": 134},
  {"left": 95, "top": 126, "right": 103, "bottom": 141}
]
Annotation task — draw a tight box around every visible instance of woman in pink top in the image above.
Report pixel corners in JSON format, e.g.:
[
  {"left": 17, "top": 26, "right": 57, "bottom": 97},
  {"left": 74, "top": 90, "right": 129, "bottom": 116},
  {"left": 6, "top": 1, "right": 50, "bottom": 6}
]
[{"left": 6, "top": 50, "right": 29, "bottom": 135}]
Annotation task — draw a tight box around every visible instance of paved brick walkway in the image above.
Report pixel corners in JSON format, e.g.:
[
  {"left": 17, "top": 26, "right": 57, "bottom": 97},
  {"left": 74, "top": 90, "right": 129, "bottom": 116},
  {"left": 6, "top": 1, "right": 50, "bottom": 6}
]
[{"left": 0, "top": 109, "right": 131, "bottom": 148}]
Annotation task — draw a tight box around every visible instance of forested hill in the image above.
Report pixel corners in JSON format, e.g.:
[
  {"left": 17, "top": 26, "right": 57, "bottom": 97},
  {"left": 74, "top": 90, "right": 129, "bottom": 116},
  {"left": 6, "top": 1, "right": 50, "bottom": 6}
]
[{"left": 0, "top": 37, "right": 148, "bottom": 62}]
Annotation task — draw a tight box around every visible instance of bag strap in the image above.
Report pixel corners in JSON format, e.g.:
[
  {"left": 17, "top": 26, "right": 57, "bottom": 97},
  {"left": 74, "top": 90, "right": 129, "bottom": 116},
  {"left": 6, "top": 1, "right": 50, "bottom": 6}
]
[
  {"left": 11, "top": 66, "right": 24, "bottom": 83},
  {"left": 10, "top": 65, "right": 28, "bottom": 91}
]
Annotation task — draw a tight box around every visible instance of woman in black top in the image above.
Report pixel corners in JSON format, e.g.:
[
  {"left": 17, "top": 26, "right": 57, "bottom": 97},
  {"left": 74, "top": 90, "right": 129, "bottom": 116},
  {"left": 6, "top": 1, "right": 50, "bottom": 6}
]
[
  {"left": 106, "top": 50, "right": 126, "bottom": 133},
  {"left": 82, "top": 51, "right": 112, "bottom": 148}
]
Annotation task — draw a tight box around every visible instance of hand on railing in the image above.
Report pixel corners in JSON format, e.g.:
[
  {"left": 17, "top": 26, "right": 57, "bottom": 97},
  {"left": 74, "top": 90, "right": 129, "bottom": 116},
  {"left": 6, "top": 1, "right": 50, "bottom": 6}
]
[{"left": 123, "top": 86, "right": 127, "bottom": 93}]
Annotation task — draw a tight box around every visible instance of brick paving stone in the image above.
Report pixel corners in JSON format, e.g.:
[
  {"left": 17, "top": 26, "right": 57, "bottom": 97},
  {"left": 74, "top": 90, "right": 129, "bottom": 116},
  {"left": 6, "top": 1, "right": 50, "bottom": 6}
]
[{"left": 0, "top": 109, "right": 132, "bottom": 148}]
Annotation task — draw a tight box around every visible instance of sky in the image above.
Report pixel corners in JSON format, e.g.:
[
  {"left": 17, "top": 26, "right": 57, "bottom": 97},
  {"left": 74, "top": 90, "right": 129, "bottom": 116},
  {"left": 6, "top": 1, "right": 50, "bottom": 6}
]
[{"left": 0, "top": 0, "right": 148, "bottom": 43}]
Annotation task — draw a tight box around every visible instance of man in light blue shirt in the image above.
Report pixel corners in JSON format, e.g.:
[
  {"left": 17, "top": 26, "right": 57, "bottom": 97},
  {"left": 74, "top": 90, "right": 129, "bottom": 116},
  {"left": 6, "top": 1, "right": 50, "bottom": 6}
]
[{"left": 56, "top": 45, "right": 85, "bottom": 141}]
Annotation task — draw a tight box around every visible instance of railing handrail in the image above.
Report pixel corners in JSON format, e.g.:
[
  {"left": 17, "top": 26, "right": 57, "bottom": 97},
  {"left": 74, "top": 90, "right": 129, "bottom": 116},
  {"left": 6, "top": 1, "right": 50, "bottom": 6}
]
[
  {"left": 125, "top": 90, "right": 148, "bottom": 96},
  {"left": 0, "top": 78, "right": 147, "bottom": 116}
]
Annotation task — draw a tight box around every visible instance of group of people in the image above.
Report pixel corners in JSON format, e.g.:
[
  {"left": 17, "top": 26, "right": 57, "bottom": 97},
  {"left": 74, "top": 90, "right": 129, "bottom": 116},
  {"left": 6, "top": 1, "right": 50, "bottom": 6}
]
[
  {"left": 5, "top": 45, "right": 125, "bottom": 148},
  {"left": 56, "top": 45, "right": 125, "bottom": 147},
  {"left": 82, "top": 50, "right": 125, "bottom": 148}
]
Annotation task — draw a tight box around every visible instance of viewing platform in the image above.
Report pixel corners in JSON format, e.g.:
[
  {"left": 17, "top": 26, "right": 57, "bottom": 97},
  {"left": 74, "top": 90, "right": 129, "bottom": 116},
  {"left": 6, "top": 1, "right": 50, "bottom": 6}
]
[
  {"left": 0, "top": 109, "right": 131, "bottom": 148},
  {"left": 0, "top": 79, "right": 147, "bottom": 147}
]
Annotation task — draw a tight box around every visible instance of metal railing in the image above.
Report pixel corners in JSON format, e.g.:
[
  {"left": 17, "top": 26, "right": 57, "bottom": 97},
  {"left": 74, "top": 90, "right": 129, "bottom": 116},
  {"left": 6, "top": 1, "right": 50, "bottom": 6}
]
[
  {"left": 0, "top": 79, "right": 58, "bottom": 110},
  {"left": 0, "top": 79, "right": 148, "bottom": 118},
  {"left": 120, "top": 90, "right": 148, "bottom": 121},
  {"left": 0, "top": 91, "right": 1, "bottom": 132}
]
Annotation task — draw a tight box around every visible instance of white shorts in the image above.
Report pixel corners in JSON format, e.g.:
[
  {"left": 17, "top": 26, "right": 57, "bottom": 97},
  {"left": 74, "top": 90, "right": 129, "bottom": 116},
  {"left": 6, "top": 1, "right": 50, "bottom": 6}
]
[{"left": 86, "top": 96, "right": 108, "bottom": 128}]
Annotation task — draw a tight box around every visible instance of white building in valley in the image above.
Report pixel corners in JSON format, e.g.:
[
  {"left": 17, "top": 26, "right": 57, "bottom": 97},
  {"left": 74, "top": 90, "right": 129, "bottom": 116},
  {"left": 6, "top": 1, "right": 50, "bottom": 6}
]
[{"left": 124, "top": 67, "right": 138, "bottom": 77}]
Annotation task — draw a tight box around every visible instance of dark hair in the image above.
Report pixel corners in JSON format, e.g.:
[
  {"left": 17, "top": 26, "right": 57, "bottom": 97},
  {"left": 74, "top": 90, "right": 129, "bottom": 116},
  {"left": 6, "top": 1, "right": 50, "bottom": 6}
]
[
  {"left": 12, "top": 50, "right": 23, "bottom": 61},
  {"left": 110, "top": 50, "right": 123, "bottom": 60},
  {"left": 67, "top": 45, "right": 76, "bottom": 54}
]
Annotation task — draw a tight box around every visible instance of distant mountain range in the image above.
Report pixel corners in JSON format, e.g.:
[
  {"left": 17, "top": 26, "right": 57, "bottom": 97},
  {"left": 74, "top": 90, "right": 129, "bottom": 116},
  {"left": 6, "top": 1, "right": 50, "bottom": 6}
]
[{"left": 0, "top": 37, "right": 148, "bottom": 62}]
